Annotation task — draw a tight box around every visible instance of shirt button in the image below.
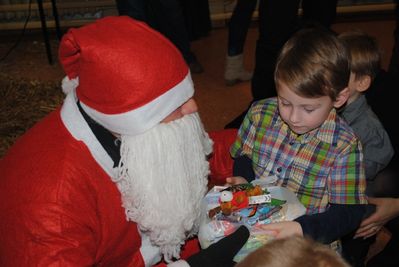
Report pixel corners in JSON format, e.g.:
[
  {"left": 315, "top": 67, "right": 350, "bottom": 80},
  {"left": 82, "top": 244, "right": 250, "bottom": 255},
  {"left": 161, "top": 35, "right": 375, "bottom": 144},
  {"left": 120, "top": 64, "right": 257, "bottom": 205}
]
[
  {"left": 277, "top": 167, "right": 282, "bottom": 173},
  {"left": 114, "top": 139, "right": 121, "bottom": 146}
]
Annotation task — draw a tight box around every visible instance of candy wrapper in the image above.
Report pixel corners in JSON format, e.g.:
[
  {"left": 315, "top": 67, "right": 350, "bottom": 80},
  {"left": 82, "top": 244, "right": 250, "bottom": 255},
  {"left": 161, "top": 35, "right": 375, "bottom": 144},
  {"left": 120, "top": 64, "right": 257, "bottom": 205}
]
[{"left": 198, "top": 181, "right": 306, "bottom": 262}]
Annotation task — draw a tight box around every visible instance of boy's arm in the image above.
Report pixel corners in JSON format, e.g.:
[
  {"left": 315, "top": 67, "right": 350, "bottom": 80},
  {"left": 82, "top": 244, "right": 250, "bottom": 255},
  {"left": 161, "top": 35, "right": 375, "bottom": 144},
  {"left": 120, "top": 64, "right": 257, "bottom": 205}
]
[
  {"left": 225, "top": 155, "right": 254, "bottom": 185},
  {"left": 294, "top": 203, "right": 374, "bottom": 244},
  {"left": 233, "top": 155, "right": 255, "bottom": 182}
]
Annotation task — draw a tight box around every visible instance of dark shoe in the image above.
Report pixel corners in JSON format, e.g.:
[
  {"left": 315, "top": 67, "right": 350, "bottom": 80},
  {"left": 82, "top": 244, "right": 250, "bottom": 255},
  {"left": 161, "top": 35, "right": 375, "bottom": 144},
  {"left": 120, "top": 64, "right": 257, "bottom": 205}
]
[{"left": 189, "top": 60, "right": 204, "bottom": 74}]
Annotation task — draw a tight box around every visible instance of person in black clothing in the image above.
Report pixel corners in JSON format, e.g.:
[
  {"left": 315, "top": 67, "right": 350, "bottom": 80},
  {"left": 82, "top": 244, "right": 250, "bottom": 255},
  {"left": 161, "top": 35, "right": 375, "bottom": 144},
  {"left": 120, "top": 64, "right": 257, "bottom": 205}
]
[
  {"left": 335, "top": 30, "right": 395, "bottom": 267},
  {"left": 115, "top": 0, "right": 211, "bottom": 74},
  {"left": 361, "top": 2, "right": 399, "bottom": 265},
  {"left": 224, "top": 0, "right": 257, "bottom": 86},
  {"left": 225, "top": 0, "right": 338, "bottom": 128}
]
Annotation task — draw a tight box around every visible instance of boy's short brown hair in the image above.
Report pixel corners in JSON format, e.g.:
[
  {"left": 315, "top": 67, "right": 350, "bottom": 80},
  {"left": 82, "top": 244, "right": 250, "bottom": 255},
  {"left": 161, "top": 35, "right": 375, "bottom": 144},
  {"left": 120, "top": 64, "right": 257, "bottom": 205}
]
[
  {"left": 338, "top": 30, "right": 381, "bottom": 81},
  {"left": 235, "top": 236, "right": 350, "bottom": 267},
  {"left": 275, "top": 27, "right": 350, "bottom": 101}
]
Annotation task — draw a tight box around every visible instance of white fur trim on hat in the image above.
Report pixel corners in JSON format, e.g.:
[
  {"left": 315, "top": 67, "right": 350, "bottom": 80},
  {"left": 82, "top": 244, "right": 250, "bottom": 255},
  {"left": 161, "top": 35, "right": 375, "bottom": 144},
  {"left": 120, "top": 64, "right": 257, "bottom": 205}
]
[{"left": 80, "top": 73, "right": 194, "bottom": 136}]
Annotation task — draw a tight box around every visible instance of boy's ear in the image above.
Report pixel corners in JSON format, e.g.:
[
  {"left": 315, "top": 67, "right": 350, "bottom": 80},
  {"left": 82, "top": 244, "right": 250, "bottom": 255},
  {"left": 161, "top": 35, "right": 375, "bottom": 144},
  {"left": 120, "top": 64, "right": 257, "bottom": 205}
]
[
  {"left": 333, "top": 87, "right": 350, "bottom": 109},
  {"left": 356, "top": 75, "right": 371, "bottom": 93}
]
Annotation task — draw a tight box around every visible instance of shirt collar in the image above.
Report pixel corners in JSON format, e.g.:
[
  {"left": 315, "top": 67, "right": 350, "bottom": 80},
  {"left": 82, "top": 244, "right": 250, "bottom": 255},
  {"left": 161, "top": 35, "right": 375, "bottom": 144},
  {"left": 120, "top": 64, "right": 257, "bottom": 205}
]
[
  {"left": 315, "top": 108, "right": 338, "bottom": 144},
  {"left": 77, "top": 101, "right": 121, "bottom": 167},
  {"left": 339, "top": 95, "right": 367, "bottom": 124},
  {"left": 274, "top": 107, "right": 338, "bottom": 145}
]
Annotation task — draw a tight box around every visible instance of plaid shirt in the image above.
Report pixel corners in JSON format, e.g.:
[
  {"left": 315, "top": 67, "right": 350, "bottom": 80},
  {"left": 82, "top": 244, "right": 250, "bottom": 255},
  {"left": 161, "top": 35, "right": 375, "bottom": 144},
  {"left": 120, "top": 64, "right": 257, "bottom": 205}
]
[{"left": 231, "top": 98, "right": 367, "bottom": 214}]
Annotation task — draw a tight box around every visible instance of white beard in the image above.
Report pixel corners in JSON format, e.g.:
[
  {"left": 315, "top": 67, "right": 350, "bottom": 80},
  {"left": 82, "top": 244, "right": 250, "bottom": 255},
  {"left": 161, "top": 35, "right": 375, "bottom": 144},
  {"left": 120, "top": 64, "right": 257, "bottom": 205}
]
[{"left": 115, "top": 113, "right": 213, "bottom": 261}]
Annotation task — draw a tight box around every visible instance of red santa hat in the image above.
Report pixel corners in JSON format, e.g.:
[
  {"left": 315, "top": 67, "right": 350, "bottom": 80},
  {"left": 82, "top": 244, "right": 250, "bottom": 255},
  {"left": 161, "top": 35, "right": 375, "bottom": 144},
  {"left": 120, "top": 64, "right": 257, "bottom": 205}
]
[{"left": 59, "top": 16, "right": 194, "bottom": 136}]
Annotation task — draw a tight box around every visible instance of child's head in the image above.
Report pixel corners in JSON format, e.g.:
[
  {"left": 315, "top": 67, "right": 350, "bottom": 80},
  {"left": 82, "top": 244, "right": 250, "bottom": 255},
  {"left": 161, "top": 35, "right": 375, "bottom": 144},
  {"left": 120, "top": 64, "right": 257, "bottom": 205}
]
[
  {"left": 235, "top": 236, "right": 350, "bottom": 267},
  {"left": 338, "top": 31, "right": 381, "bottom": 104},
  {"left": 274, "top": 27, "right": 350, "bottom": 134}
]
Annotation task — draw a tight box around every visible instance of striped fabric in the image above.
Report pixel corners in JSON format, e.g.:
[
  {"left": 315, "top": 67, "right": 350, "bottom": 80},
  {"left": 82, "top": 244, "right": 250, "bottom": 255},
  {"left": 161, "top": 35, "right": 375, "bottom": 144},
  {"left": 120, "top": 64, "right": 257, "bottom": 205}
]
[{"left": 231, "top": 98, "right": 367, "bottom": 214}]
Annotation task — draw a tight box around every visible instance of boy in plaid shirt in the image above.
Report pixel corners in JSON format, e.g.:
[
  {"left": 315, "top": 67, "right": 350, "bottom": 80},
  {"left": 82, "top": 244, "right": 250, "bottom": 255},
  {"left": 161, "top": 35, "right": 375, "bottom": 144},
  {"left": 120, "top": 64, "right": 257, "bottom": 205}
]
[{"left": 228, "top": 27, "right": 371, "bottom": 244}]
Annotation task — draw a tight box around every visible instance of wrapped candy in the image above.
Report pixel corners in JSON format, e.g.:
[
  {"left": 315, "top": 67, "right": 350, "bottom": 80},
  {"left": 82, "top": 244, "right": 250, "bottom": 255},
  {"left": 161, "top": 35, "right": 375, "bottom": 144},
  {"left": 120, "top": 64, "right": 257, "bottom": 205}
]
[{"left": 199, "top": 181, "right": 306, "bottom": 263}]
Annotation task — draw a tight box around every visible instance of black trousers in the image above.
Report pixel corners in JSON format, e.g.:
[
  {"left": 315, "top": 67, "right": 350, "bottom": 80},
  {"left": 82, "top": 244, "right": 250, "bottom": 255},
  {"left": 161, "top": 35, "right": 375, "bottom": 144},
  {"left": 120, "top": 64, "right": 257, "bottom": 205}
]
[
  {"left": 251, "top": 0, "right": 338, "bottom": 100},
  {"left": 115, "top": 0, "right": 210, "bottom": 64},
  {"left": 366, "top": 217, "right": 399, "bottom": 267},
  {"left": 342, "top": 161, "right": 399, "bottom": 267},
  {"left": 227, "top": 0, "right": 258, "bottom": 56}
]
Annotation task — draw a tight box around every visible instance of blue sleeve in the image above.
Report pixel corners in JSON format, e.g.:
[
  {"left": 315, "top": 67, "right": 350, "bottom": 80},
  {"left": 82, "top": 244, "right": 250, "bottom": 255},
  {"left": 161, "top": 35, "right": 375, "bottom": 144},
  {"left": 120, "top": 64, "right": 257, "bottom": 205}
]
[
  {"left": 233, "top": 155, "right": 255, "bottom": 182},
  {"left": 294, "top": 204, "right": 375, "bottom": 244}
]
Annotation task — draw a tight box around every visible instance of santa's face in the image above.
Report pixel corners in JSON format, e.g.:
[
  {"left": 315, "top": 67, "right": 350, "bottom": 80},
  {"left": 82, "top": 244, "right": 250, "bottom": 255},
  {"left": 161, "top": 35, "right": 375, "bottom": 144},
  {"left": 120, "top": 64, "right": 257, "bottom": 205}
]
[
  {"left": 117, "top": 112, "right": 213, "bottom": 261},
  {"left": 162, "top": 98, "right": 198, "bottom": 123}
]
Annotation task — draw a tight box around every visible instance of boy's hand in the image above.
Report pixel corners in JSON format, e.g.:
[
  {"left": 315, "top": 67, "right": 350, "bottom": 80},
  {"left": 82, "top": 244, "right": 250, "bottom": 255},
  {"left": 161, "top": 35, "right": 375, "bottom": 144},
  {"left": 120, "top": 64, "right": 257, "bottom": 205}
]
[
  {"left": 225, "top": 176, "right": 248, "bottom": 186},
  {"left": 259, "top": 221, "right": 303, "bottom": 239},
  {"left": 354, "top": 197, "right": 399, "bottom": 239}
]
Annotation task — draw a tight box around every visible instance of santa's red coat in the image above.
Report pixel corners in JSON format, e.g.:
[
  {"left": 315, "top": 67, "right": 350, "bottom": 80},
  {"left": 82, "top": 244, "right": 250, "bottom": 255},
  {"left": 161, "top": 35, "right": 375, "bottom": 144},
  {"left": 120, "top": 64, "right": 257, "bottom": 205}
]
[{"left": 0, "top": 94, "right": 199, "bottom": 266}]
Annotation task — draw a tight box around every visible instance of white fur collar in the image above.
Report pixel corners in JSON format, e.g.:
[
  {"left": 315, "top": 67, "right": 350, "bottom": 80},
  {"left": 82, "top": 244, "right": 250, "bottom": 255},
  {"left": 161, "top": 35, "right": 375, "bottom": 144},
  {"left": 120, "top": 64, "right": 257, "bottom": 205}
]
[{"left": 60, "top": 92, "right": 117, "bottom": 178}]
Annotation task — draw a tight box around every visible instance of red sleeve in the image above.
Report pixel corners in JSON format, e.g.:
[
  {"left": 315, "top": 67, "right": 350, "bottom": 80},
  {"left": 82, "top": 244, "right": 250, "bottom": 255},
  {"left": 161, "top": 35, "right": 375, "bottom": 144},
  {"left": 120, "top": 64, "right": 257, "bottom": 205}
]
[
  {"left": 179, "top": 238, "right": 200, "bottom": 260},
  {"left": 208, "top": 129, "right": 238, "bottom": 185},
  {"left": 1, "top": 203, "right": 98, "bottom": 266}
]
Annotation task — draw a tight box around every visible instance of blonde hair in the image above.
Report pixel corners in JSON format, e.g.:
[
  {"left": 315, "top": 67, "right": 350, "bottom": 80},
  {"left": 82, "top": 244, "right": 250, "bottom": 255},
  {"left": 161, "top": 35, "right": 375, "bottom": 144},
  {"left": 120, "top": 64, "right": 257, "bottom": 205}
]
[
  {"left": 338, "top": 30, "right": 381, "bottom": 81},
  {"left": 275, "top": 27, "right": 350, "bottom": 101},
  {"left": 235, "top": 236, "right": 350, "bottom": 267}
]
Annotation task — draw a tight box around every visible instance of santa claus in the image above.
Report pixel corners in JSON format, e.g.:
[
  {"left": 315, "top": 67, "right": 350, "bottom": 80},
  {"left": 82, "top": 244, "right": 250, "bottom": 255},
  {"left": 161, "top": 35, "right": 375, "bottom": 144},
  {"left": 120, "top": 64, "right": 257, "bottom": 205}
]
[{"left": 0, "top": 16, "right": 248, "bottom": 267}]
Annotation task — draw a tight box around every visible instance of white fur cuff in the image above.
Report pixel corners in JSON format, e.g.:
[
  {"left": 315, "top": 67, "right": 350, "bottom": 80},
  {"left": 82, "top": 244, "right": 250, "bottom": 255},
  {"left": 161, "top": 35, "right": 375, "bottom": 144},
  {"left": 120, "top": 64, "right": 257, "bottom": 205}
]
[{"left": 167, "top": 260, "right": 190, "bottom": 267}]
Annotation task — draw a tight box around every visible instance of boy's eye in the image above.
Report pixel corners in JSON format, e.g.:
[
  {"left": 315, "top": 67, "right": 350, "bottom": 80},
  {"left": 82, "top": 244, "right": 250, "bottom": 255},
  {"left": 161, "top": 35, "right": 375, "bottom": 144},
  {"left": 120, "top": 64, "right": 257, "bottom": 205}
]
[{"left": 304, "top": 107, "right": 315, "bottom": 113}]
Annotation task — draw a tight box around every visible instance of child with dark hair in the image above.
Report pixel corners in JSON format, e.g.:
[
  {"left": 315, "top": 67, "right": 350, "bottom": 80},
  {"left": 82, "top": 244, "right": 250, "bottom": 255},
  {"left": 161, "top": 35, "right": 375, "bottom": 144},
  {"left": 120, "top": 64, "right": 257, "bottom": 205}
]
[{"left": 338, "top": 30, "right": 394, "bottom": 267}]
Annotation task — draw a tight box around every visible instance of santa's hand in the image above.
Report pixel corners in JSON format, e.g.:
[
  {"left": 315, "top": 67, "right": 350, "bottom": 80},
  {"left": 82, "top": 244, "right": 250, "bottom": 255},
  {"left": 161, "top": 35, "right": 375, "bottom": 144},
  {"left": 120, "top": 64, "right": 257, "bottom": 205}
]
[
  {"left": 260, "top": 221, "right": 303, "bottom": 239},
  {"left": 186, "top": 225, "right": 250, "bottom": 267},
  {"left": 225, "top": 176, "right": 248, "bottom": 186}
]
